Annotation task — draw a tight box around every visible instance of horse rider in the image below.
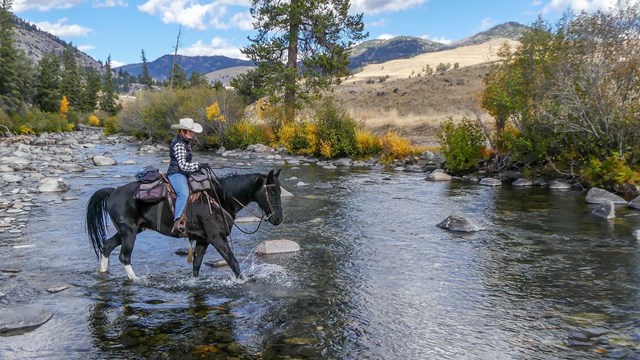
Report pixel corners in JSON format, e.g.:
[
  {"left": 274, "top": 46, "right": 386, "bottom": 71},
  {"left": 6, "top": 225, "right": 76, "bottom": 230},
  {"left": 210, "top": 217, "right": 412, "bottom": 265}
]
[{"left": 167, "top": 117, "right": 210, "bottom": 236}]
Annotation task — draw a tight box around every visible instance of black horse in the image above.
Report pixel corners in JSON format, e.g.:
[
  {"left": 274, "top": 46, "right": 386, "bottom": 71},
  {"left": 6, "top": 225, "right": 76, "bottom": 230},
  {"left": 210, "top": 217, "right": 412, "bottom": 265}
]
[{"left": 86, "top": 169, "right": 283, "bottom": 281}]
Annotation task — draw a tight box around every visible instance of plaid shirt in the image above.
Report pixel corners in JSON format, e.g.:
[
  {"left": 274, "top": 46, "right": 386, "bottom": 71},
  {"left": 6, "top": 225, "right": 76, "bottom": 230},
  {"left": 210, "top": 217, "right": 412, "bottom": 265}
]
[{"left": 173, "top": 142, "right": 199, "bottom": 173}]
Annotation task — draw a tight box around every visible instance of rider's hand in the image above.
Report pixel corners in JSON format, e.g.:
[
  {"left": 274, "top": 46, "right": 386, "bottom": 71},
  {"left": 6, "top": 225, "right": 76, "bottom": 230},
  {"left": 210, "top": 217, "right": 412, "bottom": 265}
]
[{"left": 198, "top": 162, "right": 211, "bottom": 170}]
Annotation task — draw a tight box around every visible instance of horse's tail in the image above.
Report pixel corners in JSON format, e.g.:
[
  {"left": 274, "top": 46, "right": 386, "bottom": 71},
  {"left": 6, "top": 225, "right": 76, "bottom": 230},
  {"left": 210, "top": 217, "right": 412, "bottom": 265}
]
[{"left": 86, "top": 187, "right": 115, "bottom": 258}]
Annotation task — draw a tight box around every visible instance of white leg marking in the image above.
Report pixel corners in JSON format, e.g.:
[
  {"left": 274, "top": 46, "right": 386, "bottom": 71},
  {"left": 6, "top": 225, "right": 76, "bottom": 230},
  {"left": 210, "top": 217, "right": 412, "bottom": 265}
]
[
  {"left": 99, "top": 255, "right": 109, "bottom": 272},
  {"left": 123, "top": 265, "right": 139, "bottom": 282}
]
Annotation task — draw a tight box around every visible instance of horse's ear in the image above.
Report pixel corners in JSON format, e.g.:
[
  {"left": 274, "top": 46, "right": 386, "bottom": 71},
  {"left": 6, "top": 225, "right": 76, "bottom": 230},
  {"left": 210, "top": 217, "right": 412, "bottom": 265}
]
[
  {"left": 267, "top": 170, "right": 274, "bottom": 183},
  {"left": 274, "top": 169, "right": 281, "bottom": 178}
]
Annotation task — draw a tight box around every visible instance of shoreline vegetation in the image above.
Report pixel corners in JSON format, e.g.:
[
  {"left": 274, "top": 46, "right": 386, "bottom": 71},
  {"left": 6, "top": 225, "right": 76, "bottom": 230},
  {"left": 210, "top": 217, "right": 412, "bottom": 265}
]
[{"left": 1, "top": 3, "right": 639, "bottom": 195}]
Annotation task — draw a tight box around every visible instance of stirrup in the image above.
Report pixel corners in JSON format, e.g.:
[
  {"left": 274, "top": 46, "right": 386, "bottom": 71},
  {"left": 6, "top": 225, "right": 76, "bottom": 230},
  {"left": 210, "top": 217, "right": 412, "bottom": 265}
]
[{"left": 171, "top": 218, "right": 187, "bottom": 237}]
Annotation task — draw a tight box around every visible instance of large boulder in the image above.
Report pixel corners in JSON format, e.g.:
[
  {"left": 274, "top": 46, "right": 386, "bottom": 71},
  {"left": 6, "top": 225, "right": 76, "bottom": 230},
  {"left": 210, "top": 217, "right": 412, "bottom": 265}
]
[
  {"left": 0, "top": 305, "right": 53, "bottom": 334},
  {"left": 92, "top": 155, "right": 117, "bottom": 166},
  {"left": 436, "top": 215, "right": 482, "bottom": 232},
  {"left": 38, "top": 178, "right": 70, "bottom": 192},
  {"left": 256, "top": 239, "right": 300, "bottom": 254},
  {"left": 585, "top": 187, "right": 627, "bottom": 205}
]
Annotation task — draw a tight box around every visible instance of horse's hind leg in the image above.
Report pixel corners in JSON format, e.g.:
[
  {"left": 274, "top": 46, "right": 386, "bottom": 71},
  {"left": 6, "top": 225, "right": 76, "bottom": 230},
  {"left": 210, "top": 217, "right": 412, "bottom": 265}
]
[
  {"left": 116, "top": 225, "right": 140, "bottom": 281},
  {"left": 99, "top": 233, "right": 122, "bottom": 272}
]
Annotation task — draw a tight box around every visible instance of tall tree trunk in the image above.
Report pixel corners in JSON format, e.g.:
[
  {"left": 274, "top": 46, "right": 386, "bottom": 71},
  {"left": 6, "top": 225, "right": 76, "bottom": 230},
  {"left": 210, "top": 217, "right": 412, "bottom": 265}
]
[{"left": 284, "top": 2, "right": 300, "bottom": 124}]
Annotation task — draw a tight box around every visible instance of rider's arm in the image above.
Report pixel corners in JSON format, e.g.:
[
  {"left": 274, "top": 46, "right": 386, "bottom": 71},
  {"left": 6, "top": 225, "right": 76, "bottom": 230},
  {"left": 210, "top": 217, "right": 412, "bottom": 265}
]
[{"left": 173, "top": 142, "right": 199, "bottom": 173}]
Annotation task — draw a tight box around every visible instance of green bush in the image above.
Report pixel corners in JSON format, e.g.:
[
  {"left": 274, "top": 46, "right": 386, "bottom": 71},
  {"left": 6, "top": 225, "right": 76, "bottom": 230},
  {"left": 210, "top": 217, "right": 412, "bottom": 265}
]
[
  {"left": 223, "top": 120, "right": 267, "bottom": 149},
  {"left": 314, "top": 99, "right": 357, "bottom": 158},
  {"left": 436, "top": 117, "right": 486, "bottom": 173},
  {"left": 580, "top": 153, "right": 640, "bottom": 188}
]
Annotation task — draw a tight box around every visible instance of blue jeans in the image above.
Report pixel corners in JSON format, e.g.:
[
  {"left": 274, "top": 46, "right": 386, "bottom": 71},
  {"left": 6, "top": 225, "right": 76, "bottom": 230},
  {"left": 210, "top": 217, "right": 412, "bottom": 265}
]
[{"left": 168, "top": 173, "right": 188, "bottom": 221}]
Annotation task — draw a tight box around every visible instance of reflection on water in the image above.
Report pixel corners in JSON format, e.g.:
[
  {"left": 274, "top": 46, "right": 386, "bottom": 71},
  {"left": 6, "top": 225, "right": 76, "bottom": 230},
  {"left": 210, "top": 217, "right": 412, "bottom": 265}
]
[{"left": 2, "top": 145, "right": 640, "bottom": 359}]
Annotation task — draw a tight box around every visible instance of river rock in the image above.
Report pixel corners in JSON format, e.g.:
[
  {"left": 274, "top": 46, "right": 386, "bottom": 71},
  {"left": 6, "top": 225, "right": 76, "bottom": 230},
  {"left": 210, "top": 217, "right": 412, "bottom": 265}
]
[
  {"left": 436, "top": 215, "right": 482, "bottom": 232},
  {"left": 592, "top": 200, "right": 615, "bottom": 219},
  {"left": 256, "top": 239, "right": 300, "bottom": 254},
  {"left": 205, "top": 259, "right": 229, "bottom": 267},
  {"left": 585, "top": 187, "right": 627, "bottom": 205},
  {"left": 628, "top": 196, "right": 640, "bottom": 210},
  {"left": 0, "top": 305, "right": 53, "bottom": 334},
  {"left": 425, "top": 171, "right": 452, "bottom": 181},
  {"left": 549, "top": 180, "right": 572, "bottom": 189},
  {"left": 0, "top": 164, "right": 14, "bottom": 172},
  {"left": 280, "top": 187, "right": 293, "bottom": 197},
  {"left": 632, "top": 230, "right": 640, "bottom": 242},
  {"left": 479, "top": 178, "right": 502, "bottom": 186},
  {"left": 46, "top": 285, "right": 69, "bottom": 293},
  {"left": 38, "top": 178, "right": 70, "bottom": 192},
  {"left": 334, "top": 158, "right": 352, "bottom": 167},
  {"left": 92, "top": 155, "right": 117, "bottom": 166},
  {"left": 512, "top": 178, "right": 533, "bottom": 187},
  {"left": 2, "top": 174, "right": 23, "bottom": 183},
  {"left": 58, "top": 163, "right": 85, "bottom": 172},
  {"left": 1, "top": 156, "right": 30, "bottom": 166}
]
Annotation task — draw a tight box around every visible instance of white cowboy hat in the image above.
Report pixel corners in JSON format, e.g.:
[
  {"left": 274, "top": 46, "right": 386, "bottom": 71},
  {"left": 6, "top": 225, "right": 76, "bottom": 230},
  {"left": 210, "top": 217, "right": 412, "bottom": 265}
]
[{"left": 171, "top": 118, "right": 203, "bottom": 133}]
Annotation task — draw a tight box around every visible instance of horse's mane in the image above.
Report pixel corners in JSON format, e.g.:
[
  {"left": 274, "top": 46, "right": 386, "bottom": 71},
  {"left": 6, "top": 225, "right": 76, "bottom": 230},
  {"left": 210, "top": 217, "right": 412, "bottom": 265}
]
[{"left": 214, "top": 172, "right": 264, "bottom": 205}]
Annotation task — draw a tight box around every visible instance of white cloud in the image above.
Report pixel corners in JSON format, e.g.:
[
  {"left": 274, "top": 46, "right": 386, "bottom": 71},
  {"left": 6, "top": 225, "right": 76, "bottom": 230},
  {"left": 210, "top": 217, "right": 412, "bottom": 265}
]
[
  {"left": 93, "top": 0, "right": 128, "bottom": 8},
  {"left": 351, "top": 0, "right": 428, "bottom": 14},
  {"left": 376, "top": 33, "right": 394, "bottom": 40},
  {"left": 369, "top": 19, "right": 387, "bottom": 27},
  {"left": 13, "top": 0, "right": 84, "bottom": 12},
  {"left": 110, "top": 60, "right": 127, "bottom": 67},
  {"left": 35, "top": 18, "right": 93, "bottom": 37},
  {"left": 179, "top": 37, "right": 245, "bottom": 59},
  {"left": 138, "top": 0, "right": 242, "bottom": 30},
  {"left": 541, "top": 0, "right": 637, "bottom": 13},
  {"left": 230, "top": 11, "right": 254, "bottom": 31},
  {"left": 77, "top": 44, "right": 96, "bottom": 51},
  {"left": 480, "top": 17, "right": 496, "bottom": 31},
  {"left": 420, "top": 34, "right": 452, "bottom": 44}
]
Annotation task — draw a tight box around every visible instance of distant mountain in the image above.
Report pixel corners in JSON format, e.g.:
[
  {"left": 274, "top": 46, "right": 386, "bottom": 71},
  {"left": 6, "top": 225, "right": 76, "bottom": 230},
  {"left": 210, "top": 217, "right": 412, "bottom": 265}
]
[
  {"left": 349, "top": 36, "right": 443, "bottom": 69},
  {"left": 446, "top": 22, "right": 529, "bottom": 49},
  {"left": 12, "top": 16, "right": 103, "bottom": 71},
  {"left": 348, "top": 22, "right": 529, "bottom": 69},
  {"left": 115, "top": 55, "right": 254, "bottom": 80}
]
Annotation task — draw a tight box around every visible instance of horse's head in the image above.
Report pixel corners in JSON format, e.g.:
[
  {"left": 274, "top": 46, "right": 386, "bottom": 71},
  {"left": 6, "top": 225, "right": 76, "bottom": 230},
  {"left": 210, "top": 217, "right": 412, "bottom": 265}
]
[{"left": 254, "top": 169, "right": 283, "bottom": 225}]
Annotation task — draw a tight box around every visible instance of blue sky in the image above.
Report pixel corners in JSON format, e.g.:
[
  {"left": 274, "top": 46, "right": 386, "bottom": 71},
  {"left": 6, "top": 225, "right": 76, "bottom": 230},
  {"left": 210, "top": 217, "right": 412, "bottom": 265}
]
[{"left": 12, "top": 0, "right": 627, "bottom": 67}]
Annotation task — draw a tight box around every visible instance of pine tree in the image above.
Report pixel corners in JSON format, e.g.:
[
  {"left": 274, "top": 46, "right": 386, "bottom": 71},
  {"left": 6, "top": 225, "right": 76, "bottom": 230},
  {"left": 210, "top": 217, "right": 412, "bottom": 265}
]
[
  {"left": 188, "top": 71, "right": 208, "bottom": 88},
  {"left": 140, "top": 49, "right": 153, "bottom": 89},
  {"left": 0, "top": 0, "right": 21, "bottom": 112},
  {"left": 170, "top": 63, "right": 187, "bottom": 89},
  {"left": 59, "top": 45, "right": 83, "bottom": 110},
  {"left": 100, "top": 55, "right": 117, "bottom": 115},
  {"left": 35, "top": 54, "right": 62, "bottom": 113},
  {"left": 242, "top": 0, "right": 366, "bottom": 123},
  {"left": 81, "top": 67, "right": 101, "bottom": 113}
]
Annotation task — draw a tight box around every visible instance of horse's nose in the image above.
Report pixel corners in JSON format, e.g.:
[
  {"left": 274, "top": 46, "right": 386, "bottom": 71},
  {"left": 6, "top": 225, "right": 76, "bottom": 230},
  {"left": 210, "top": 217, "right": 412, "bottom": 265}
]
[{"left": 271, "top": 215, "right": 282, "bottom": 225}]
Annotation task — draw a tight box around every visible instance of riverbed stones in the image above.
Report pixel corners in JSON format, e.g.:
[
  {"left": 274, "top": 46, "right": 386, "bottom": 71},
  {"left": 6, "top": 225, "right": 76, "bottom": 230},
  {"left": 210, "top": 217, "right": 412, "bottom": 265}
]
[
  {"left": 549, "top": 180, "right": 572, "bottom": 189},
  {"left": 256, "top": 239, "right": 300, "bottom": 254},
  {"left": 46, "top": 285, "right": 69, "bottom": 293},
  {"left": 0, "top": 305, "right": 53, "bottom": 334},
  {"left": 436, "top": 215, "right": 482, "bottom": 232},
  {"left": 592, "top": 200, "right": 615, "bottom": 219},
  {"left": 425, "top": 171, "right": 452, "bottom": 181},
  {"left": 92, "top": 155, "right": 117, "bottom": 166},
  {"left": 512, "top": 178, "right": 533, "bottom": 187},
  {"left": 479, "top": 177, "right": 502, "bottom": 186},
  {"left": 585, "top": 187, "right": 627, "bottom": 205},
  {"left": 38, "top": 178, "right": 69, "bottom": 193},
  {"left": 2, "top": 174, "right": 23, "bottom": 183},
  {"left": 632, "top": 230, "right": 640, "bottom": 242}
]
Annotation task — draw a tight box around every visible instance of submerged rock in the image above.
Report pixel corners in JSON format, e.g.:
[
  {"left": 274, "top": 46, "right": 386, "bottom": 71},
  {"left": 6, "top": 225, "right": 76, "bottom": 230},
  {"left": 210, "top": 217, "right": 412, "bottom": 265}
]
[
  {"left": 436, "top": 215, "right": 482, "bottom": 232},
  {"left": 256, "top": 239, "right": 300, "bottom": 254},
  {"left": 0, "top": 305, "right": 53, "bottom": 335},
  {"left": 585, "top": 187, "right": 627, "bottom": 205}
]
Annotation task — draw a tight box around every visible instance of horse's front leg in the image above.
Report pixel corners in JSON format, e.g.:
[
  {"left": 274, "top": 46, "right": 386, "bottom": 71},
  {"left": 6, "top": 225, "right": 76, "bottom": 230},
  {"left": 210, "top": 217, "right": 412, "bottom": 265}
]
[
  {"left": 99, "top": 233, "right": 122, "bottom": 273},
  {"left": 192, "top": 241, "right": 208, "bottom": 278},
  {"left": 203, "top": 222, "right": 242, "bottom": 278}
]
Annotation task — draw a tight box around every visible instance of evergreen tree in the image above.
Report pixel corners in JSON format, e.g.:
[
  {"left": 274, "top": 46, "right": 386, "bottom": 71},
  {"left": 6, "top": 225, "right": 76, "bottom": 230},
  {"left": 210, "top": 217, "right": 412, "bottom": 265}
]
[
  {"left": 35, "top": 54, "right": 62, "bottom": 113},
  {"left": 140, "top": 49, "right": 153, "bottom": 89},
  {"left": 81, "top": 67, "right": 101, "bottom": 113},
  {"left": 188, "top": 71, "right": 208, "bottom": 88},
  {"left": 59, "top": 45, "right": 83, "bottom": 110},
  {"left": 100, "top": 55, "right": 117, "bottom": 115},
  {"left": 170, "top": 63, "right": 187, "bottom": 89},
  {"left": 0, "top": 0, "right": 21, "bottom": 112},
  {"left": 242, "top": 0, "right": 367, "bottom": 123}
]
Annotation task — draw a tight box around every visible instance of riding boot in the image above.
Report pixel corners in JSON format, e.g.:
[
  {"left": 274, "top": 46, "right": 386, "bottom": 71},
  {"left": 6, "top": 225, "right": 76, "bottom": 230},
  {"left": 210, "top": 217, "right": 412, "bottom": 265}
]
[{"left": 171, "top": 216, "right": 187, "bottom": 237}]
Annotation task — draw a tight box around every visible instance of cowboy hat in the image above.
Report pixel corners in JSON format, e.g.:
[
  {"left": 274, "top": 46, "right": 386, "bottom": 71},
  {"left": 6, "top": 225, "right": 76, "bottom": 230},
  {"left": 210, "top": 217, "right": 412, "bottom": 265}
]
[{"left": 171, "top": 118, "right": 203, "bottom": 133}]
